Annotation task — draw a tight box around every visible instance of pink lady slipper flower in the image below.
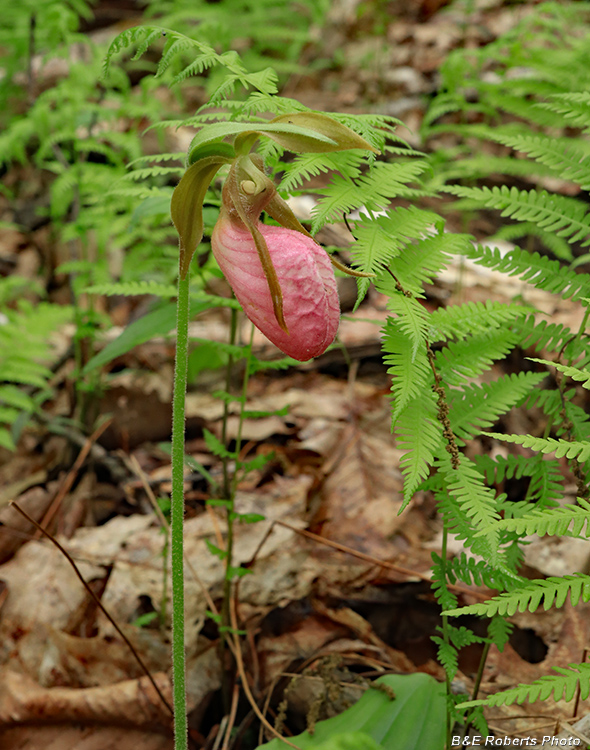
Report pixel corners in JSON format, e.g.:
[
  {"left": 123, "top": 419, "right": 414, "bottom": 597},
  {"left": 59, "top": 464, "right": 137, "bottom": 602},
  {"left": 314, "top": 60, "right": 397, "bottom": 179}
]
[
  {"left": 212, "top": 157, "right": 340, "bottom": 361},
  {"left": 171, "top": 113, "right": 377, "bottom": 361}
]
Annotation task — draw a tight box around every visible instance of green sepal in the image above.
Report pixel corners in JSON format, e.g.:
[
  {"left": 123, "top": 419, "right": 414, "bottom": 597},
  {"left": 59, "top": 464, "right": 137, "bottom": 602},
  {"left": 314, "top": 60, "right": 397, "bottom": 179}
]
[
  {"left": 187, "top": 140, "right": 236, "bottom": 166},
  {"left": 269, "top": 112, "right": 380, "bottom": 154},
  {"left": 188, "top": 121, "right": 338, "bottom": 156},
  {"left": 171, "top": 155, "right": 232, "bottom": 279}
]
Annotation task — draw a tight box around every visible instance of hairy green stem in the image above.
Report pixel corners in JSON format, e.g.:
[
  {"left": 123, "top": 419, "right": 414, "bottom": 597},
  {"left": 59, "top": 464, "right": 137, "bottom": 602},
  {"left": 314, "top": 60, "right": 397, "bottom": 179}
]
[{"left": 171, "top": 272, "right": 190, "bottom": 750}]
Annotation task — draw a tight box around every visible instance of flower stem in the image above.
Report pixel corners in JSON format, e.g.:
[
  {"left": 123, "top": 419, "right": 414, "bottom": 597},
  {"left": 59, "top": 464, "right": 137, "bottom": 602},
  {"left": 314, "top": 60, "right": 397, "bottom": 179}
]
[{"left": 171, "top": 272, "right": 190, "bottom": 750}]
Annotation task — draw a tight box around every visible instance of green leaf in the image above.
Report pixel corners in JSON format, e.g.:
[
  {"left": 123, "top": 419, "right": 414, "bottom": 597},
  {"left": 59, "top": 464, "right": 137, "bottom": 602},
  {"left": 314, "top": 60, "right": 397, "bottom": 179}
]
[
  {"left": 83, "top": 302, "right": 178, "bottom": 373},
  {"left": 268, "top": 112, "right": 379, "bottom": 153},
  {"left": 238, "top": 513, "right": 266, "bottom": 524},
  {"left": 203, "top": 428, "right": 236, "bottom": 459},
  {"left": 257, "top": 673, "right": 445, "bottom": 750},
  {"left": 205, "top": 539, "right": 228, "bottom": 560},
  {"left": 171, "top": 156, "right": 232, "bottom": 278},
  {"left": 188, "top": 121, "right": 337, "bottom": 155}
]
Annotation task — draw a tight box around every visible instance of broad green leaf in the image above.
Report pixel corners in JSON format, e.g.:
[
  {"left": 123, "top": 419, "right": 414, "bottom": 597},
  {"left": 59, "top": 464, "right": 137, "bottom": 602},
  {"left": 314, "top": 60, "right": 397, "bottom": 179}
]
[
  {"left": 257, "top": 673, "right": 445, "bottom": 750},
  {"left": 270, "top": 112, "right": 379, "bottom": 153},
  {"left": 187, "top": 121, "right": 338, "bottom": 156},
  {"left": 171, "top": 155, "right": 232, "bottom": 278},
  {"left": 83, "top": 302, "right": 178, "bottom": 373}
]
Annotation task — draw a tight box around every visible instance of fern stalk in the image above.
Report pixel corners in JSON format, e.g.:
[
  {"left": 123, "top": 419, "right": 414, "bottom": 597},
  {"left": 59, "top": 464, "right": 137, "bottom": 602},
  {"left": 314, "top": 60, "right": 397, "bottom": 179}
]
[{"left": 171, "top": 272, "right": 190, "bottom": 750}]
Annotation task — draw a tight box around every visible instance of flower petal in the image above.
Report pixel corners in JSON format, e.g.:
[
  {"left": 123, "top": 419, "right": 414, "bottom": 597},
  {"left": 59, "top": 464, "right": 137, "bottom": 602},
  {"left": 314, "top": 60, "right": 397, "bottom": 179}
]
[{"left": 212, "top": 220, "right": 340, "bottom": 361}]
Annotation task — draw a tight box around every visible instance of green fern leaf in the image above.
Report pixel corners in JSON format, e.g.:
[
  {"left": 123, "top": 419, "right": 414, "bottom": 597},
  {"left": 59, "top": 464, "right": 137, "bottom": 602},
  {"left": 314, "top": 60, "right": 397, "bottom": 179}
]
[
  {"left": 442, "top": 459, "right": 502, "bottom": 558},
  {"left": 449, "top": 372, "right": 546, "bottom": 442},
  {"left": 381, "top": 290, "right": 430, "bottom": 356},
  {"left": 487, "top": 502, "right": 590, "bottom": 538},
  {"left": 465, "top": 245, "right": 590, "bottom": 300},
  {"left": 429, "top": 300, "right": 528, "bottom": 342},
  {"left": 488, "top": 132, "right": 590, "bottom": 190},
  {"left": 395, "top": 389, "right": 442, "bottom": 506},
  {"left": 85, "top": 281, "right": 178, "bottom": 298},
  {"left": 444, "top": 185, "right": 590, "bottom": 246},
  {"left": 445, "top": 574, "right": 590, "bottom": 618},
  {"left": 528, "top": 357, "right": 590, "bottom": 389},
  {"left": 382, "top": 319, "right": 431, "bottom": 423},
  {"left": 435, "top": 329, "right": 519, "bottom": 385},
  {"left": 483, "top": 431, "right": 590, "bottom": 462},
  {"left": 310, "top": 175, "right": 363, "bottom": 233},
  {"left": 539, "top": 92, "right": 590, "bottom": 133},
  {"left": 458, "top": 662, "right": 590, "bottom": 709}
]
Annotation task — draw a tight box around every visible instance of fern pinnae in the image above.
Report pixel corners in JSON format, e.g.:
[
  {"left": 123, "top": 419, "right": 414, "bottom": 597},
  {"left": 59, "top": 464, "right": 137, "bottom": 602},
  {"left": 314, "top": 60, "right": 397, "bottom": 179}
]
[
  {"left": 382, "top": 320, "right": 431, "bottom": 423},
  {"left": 491, "top": 222, "right": 573, "bottom": 262},
  {"left": 446, "top": 552, "right": 522, "bottom": 592},
  {"left": 395, "top": 389, "right": 442, "bottom": 507},
  {"left": 528, "top": 357, "right": 590, "bottom": 389},
  {"left": 487, "top": 131, "right": 590, "bottom": 189},
  {"left": 445, "top": 573, "right": 590, "bottom": 619},
  {"left": 429, "top": 300, "right": 529, "bottom": 342},
  {"left": 483, "top": 431, "right": 590, "bottom": 463},
  {"left": 444, "top": 185, "right": 590, "bottom": 246},
  {"left": 84, "top": 281, "right": 178, "bottom": 298},
  {"left": 458, "top": 662, "right": 590, "bottom": 709},
  {"left": 435, "top": 329, "right": 519, "bottom": 386},
  {"left": 486, "top": 502, "right": 590, "bottom": 539},
  {"left": 448, "top": 371, "right": 547, "bottom": 443},
  {"left": 465, "top": 244, "right": 590, "bottom": 301},
  {"left": 538, "top": 91, "right": 590, "bottom": 133},
  {"left": 441, "top": 459, "right": 502, "bottom": 558}
]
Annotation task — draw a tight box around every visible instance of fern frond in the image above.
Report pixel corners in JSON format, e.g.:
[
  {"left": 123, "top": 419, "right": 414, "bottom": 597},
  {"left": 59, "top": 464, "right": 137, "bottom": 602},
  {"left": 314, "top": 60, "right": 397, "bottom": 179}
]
[
  {"left": 464, "top": 244, "right": 590, "bottom": 300},
  {"left": 442, "top": 459, "right": 502, "bottom": 557},
  {"left": 381, "top": 290, "right": 430, "bottom": 356},
  {"left": 429, "top": 300, "right": 528, "bottom": 342},
  {"left": 103, "top": 26, "right": 165, "bottom": 77},
  {"left": 487, "top": 617, "right": 513, "bottom": 653},
  {"left": 483, "top": 432, "right": 590, "bottom": 462},
  {"left": 539, "top": 92, "right": 590, "bottom": 133},
  {"left": 310, "top": 174, "right": 363, "bottom": 233},
  {"left": 473, "top": 453, "right": 563, "bottom": 507},
  {"left": 351, "top": 206, "right": 443, "bottom": 279},
  {"left": 395, "top": 389, "right": 442, "bottom": 506},
  {"left": 445, "top": 573, "right": 590, "bottom": 618},
  {"left": 85, "top": 281, "right": 178, "bottom": 297},
  {"left": 491, "top": 222, "right": 573, "bottom": 262},
  {"left": 488, "top": 132, "right": 590, "bottom": 190},
  {"left": 391, "top": 232, "right": 472, "bottom": 298},
  {"left": 357, "top": 161, "right": 430, "bottom": 209},
  {"left": 489, "top": 502, "right": 590, "bottom": 538},
  {"left": 435, "top": 329, "right": 519, "bottom": 385},
  {"left": 382, "top": 319, "right": 431, "bottom": 423},
  {"left": 460, "top": 663, "right": 590, "bottom": 709},
  {"left": 279, "top": 151, "right": 364, "bottom": 192},
  {"left": 436, "top": 489, "right": 499, "bottom": 562},
  {"left": 528, "top": 357, "right": 590, "bottom": 389},
  {"left": 431, "top": 553, "right": 458, "bottom": 610},
  {"left": 515, "top": 315, "right": 577, "bottom": 354},
  {"left": 449, "top": 372, "right": 546, "bottom": 442},
  {"left": 444, "top": 185, "right": 590, "bottom": 246},
  {"left": 447, "top": 552, "right": 520, "bottom": 592},
  {"left": 431, "top": 635, "right": 458, "bottom": 682},
  {"left": 121, "top": 166, "right": 184, "bottom": 182}
]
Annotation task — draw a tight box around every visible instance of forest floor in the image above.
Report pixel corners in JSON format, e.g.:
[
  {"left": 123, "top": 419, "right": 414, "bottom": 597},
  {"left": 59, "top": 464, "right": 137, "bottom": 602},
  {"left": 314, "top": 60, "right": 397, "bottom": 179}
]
[{"left": 1, "top": 0, "right": 589, "bottom": 748}]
